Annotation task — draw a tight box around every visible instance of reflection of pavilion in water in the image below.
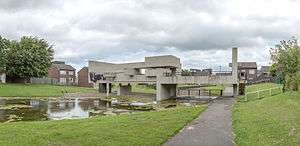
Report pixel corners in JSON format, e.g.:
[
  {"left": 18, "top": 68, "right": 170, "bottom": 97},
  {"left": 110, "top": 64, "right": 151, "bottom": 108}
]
[{"left": 47, "top": 98, "right": 110, "bottom": 120}]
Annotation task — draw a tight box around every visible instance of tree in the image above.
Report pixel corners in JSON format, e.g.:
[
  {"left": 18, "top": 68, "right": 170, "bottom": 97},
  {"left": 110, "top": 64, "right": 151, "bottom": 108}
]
[
  {"left": 181, "top": 69, "right": 192, "bottom": 76},
  {"left": 0, "top": 36, "right": 10, "bottom": 71},
  {"left": 270, "top": 37, "right": 300, "bottom": 91},
  {"left": 6, "top": 36, "right": 54, "bottom": 82}
]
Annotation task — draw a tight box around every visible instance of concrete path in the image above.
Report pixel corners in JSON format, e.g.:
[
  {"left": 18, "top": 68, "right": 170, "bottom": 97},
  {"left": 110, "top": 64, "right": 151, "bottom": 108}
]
[{"left": 163, "top": 98, "right": 235, "bottom": 146}]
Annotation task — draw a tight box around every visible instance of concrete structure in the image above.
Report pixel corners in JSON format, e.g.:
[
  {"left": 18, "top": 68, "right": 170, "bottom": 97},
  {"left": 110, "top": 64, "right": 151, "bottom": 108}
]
[
  {"left": 48, "top": 61, "right": 76, "bottom": 85},
  {"left": 229, "top": 62, "right": 257, "bottom": 82},
  {"left": 77, "top": 67, "right": 93, "bottom": 87},
  {"left": 0, "top": 71, "right": 5, "bottom": 83},
  {"left": 89, "top": 48, "right": 239, "bottom": 101}
]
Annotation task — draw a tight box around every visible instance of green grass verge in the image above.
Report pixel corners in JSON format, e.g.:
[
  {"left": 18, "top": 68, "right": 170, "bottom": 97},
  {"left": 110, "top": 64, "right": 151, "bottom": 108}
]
[
  {"left": 0, "top": 83, "right": 96, "bottom": 97},
  {"left": 233, "top": 91, "right": 300, "bottom": 146},
  {"left": 131, "top": 84, "right": 156, "bottom": 94},
  {"left": 246, "top": 83, "right": 282, "bottom": 93},
  {"left": 0, "top": 106, "right": 206, "bottom": 146},
  {"left": 240, "top": 83, "right": 283, "bottom": 101}
]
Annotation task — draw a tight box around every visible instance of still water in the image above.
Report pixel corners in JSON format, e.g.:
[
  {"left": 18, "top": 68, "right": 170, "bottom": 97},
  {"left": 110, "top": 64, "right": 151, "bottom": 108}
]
[{"left": 0, "top": 98, "right": 136, "bottom": 122}]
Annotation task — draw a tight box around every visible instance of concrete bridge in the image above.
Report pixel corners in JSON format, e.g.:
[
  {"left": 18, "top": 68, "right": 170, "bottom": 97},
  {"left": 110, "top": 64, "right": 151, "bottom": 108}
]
[{"left": 88, "top": 48, "right": 238, "bottom": 101}]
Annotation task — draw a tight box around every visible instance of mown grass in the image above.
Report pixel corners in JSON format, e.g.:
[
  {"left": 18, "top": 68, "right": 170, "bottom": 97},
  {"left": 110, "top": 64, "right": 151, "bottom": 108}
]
[
  {"left": 131, "top": 84, "right": 156, "bottom": 94},
  {"left": 0, "top": 106, "right": 206, "bottom": 146},
  {"left": 233, "top": 91, "right": 300, "bottom": 146},
  {"left": 240, "top": 83, "right": 283, "bottom": 101},
  {"left": 0, "top": 83, "right": 96, "bottom": 97}
]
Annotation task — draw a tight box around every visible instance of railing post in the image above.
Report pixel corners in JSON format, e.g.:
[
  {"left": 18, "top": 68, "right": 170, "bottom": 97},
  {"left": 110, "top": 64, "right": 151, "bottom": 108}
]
[{"left": 199, "top": 90, "right": 201, "bottom": 96}]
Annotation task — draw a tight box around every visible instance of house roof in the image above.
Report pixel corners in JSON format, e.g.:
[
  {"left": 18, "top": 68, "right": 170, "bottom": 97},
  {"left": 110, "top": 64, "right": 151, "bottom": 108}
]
[
  {"left": 52, "top": 62, "right": 75, "bottom": 71},
  {"left": 229, "top": 62, "right": 257, "bottom": 69}
]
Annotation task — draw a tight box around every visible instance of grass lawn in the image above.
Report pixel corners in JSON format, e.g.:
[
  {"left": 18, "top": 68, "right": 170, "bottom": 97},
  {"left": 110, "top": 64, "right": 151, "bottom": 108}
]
[
  {"left": 0, "top": 106, "right": 206, "bottom": 146},
  {"left": 246, "top": 83, "right": 282, "bottom": 93},
  {"left": 241, "top": 83, "right": 283, "bottom": 101},
  {"left": 131, "top": 84, "right": 156, "bottom": 94},
  {"left": 0, "top": 83, "right": 96, "bottom": 97},
  {"left": 233, "top": 91, "right": 300, "bottom": 146}
]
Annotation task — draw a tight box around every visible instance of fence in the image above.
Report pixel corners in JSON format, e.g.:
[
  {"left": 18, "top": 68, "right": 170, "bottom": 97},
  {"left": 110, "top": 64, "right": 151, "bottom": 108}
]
[
  {"left": 244, "top": 86, "right": 283, "bottom": 101},
  {"left": 30, "top": 77, "right": 59, "bottom": 85}
]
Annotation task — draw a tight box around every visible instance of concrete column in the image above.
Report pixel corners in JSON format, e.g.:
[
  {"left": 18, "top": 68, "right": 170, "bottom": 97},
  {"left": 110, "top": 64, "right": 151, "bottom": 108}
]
[
  {"left": 233, "top": 84, "right": 238, "bottom": 97},
  {"left": 117, "top": 84, "right": 132, "bottom": 95},
  {"left": 232, "top": 47, "right": 238, "bottom": 84},
  {"left": 0, "top": 73, "right": 5, "bottom": 83},
  {"left": 106, "top": 83, "right": 110, "bottom": 96},
  {"left": 156, "top": 83, "right": 177, "bottom": 101},
  {"left": 99, "top": 83, "right": 112, "bottom": 93}
]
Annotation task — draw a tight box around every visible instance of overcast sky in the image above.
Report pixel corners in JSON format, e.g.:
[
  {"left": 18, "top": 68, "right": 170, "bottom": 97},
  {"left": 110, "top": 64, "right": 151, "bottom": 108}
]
[{"left": 1, "top": 0, "right": 299, "bottom": 70}]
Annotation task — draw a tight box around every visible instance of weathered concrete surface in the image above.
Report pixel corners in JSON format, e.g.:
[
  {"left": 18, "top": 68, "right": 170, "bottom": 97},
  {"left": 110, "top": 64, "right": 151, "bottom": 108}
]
[{"left": 163, "top": 98, "right": 235, "bottom": 146}]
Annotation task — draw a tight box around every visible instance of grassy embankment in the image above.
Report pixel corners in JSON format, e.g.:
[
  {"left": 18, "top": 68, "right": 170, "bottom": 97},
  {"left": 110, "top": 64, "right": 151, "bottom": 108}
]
[
  {"left": 0, "top": 106, "right": 206, "bottom": 146},
  {"left": 233, "top": 83, "right": 300, "bottom": 145},
  {"left": 0, "top": 83, "right": 96, "bottom": 97}
]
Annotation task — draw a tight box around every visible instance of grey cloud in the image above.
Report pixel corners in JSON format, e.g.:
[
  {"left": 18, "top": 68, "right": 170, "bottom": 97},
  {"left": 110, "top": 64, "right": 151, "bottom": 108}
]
[
  {"left": 0, "top": 0, "right": 299, "bottom": 70},
  {"left": 0, "top": 0, "right": 63, "bottom": 11}
]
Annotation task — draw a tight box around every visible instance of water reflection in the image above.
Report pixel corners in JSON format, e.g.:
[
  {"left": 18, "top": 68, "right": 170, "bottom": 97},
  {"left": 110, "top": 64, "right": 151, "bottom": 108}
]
[{"left": 0, "top": 98, "right": 131, "bottom": 123}]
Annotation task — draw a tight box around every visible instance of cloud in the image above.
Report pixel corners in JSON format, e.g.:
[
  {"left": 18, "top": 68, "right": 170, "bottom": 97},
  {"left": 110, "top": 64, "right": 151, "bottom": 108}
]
[
  {"left": 0, "top": 0, "right": 299, "bottom": 70},
  {"left": 0, "top": 0, "right": 63, "bottom": 11}
]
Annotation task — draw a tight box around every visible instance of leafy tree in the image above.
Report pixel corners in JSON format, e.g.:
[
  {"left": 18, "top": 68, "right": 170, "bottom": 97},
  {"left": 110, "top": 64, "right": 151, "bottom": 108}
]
[
  {"left": 181, "top": 69, "right": 192, "bottom": 76},
  {"left": 0, "top": 36, "right": 10, "bottom": 71},
  {"left": 270, "top": 37, "right": 300, "bottom": 91},
  {"left": 6, "top": 36, "right": 54, "bottom": 82}
]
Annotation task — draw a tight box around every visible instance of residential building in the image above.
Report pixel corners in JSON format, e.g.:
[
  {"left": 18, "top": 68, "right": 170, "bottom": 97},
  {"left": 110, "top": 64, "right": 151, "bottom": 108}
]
[
  {"left": 78, "top": 67, "right": 93, "bottom": 87},
  {"left": 48, "top": 61, "right": 76, "bottom": 85},
  {"left": 229, "top": 62, "right": 257, "bottom": 82},
  {"left": 190, "top": 69, "right": 212, "bottom": 76},
  {"left": 259, "top": 66, "right": 271, "bottom": 76}
]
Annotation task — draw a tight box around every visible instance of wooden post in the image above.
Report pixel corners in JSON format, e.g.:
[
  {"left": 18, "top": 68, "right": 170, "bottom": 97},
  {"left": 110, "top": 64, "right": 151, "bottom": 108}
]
[
  {"left": 220, "top": 90, "right": 223, "bottom": 96},
  {"left": 199, "top": 90, "right": 201, "bottom": 96},
  {"left": 188, "top": 90, "right": 190, "bottom": 96},
  {"left": 209, "top": 90, "right": 211, "bottom": 96}
]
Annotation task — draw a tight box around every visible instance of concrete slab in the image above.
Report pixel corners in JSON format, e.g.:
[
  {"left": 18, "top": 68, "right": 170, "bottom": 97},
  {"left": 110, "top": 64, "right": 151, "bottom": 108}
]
[{"left": 163, "top": 98, "right": 235, "bottom": 146}]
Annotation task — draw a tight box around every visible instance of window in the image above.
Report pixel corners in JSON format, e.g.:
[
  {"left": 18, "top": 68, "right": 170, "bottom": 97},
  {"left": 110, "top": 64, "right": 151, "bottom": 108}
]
[
  {"left": 60, "top": 78, "right": 66, "bottom": 83},
  {"left": 249, "top": 69, "right": 255, "bottom": 75},
  {"left": 60, "top": 70, "right": 66, "bottom": 75},
  {"left": 68, "top": 71, "right": 74, "bottom": 75},
  {"left": 69, "top": 78, "right": 74, "bottom": 82}
]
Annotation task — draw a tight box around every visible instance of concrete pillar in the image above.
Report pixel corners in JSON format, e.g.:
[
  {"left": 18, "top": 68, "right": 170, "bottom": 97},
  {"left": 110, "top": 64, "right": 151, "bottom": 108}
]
[
  {"left": 99, "top": 83, "right": 112, "bottom": 93},
  {"left": 117, "top": 84, "right": 132, "bottom": 95},
  {"left": 106, "top": 83, "right": 110, "bottom": 96},
  {"left": 232, "top": 47, "right": 238, "bottom": 84},
  {"left": 156, "top": 83, "right": 177, "bottom": 101},
  {"left": 233, "top": 84, "right": 238, "bottom": 97},
  {"left": 0, "top": 73, "right": 5, "bottom": 83}
]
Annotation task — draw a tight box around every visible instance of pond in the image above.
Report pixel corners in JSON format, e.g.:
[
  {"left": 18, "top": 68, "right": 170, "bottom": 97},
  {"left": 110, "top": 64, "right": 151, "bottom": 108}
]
[{"left": 0, "top": 98, "right": 138, "bottom": 123}]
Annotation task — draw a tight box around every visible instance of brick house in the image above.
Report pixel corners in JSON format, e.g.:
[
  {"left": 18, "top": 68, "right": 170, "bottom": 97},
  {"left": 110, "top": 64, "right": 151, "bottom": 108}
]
[
  {"left": 78, "top": 67, "right": 93, "bottom": 87},
  {"left": 230, "top": 62, "right": 257, "bottom": 82},
  {"left": 48, "top": 61, "right": 76, "bottom": 85}
]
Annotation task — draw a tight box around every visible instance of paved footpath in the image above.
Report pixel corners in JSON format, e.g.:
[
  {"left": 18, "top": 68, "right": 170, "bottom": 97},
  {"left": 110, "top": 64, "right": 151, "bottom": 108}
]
[{"left": 163, "top": 98, "right": 235, "bottom": 146}]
